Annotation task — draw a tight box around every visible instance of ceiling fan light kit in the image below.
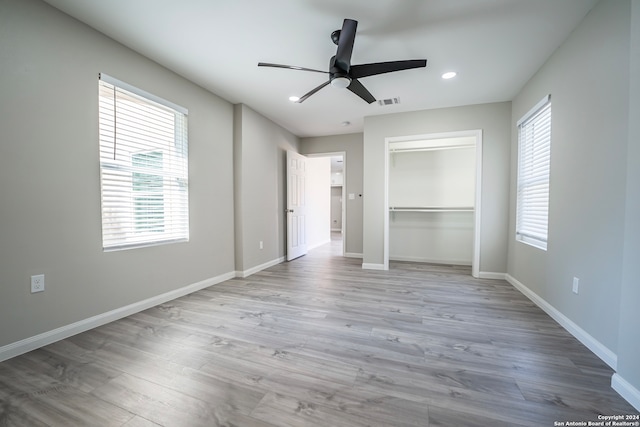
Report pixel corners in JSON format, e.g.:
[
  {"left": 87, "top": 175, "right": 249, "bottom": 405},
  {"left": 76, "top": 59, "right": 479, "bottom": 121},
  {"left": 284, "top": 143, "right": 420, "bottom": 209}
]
[
  {"left": 258, "top": 18, "right": 427, "bottom": 104},
  {"left": 331, "top": 76, "right": 351, "bottom": 89}
]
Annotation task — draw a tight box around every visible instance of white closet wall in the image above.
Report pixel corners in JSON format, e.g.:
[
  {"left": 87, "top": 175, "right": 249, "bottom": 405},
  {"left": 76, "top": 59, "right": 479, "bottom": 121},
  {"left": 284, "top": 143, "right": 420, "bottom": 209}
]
[
  {"left": 331, "top": 187, "right": 343, "bottom": 231},
  {"left": 388, "top": 138, "right": 476, "bottom": 265}
]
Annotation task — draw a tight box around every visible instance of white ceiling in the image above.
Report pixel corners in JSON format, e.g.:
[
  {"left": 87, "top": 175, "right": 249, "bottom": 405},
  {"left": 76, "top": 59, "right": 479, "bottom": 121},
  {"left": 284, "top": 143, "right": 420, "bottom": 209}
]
[{"left": 43, "top": 0, "right": 597, "bottom": 138}]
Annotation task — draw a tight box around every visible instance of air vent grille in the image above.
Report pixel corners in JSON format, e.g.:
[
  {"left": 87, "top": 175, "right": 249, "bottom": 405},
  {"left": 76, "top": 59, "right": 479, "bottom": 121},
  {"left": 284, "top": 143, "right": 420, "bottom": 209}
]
[{"left": 378, "top": 97, "right": 400, "bottom": 106}]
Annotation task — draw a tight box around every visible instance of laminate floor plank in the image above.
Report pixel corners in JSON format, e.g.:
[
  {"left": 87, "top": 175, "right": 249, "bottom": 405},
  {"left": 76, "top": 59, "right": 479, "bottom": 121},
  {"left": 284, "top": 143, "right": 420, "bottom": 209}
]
[
  {"left": 251, "top": 391, "right": 402, "bottom": 427},
  {"left": 516, "top": 378, "right": 637, "bottom": 414},
  {"left": 121, "top": 416, "right": 162, "bottom": 427},
  {"left": 1, "top": 235, "right": 637, "bottom": 426},
  {"left": 235, "top": 366, "right": 431, "bottom": 425}
]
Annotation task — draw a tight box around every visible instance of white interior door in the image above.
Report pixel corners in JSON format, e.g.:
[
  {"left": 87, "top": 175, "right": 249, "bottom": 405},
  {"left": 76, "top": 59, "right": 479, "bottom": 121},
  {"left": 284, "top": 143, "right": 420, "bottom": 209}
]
[{"left": 287, "top": 151, "right": 308, "bottom": 261}]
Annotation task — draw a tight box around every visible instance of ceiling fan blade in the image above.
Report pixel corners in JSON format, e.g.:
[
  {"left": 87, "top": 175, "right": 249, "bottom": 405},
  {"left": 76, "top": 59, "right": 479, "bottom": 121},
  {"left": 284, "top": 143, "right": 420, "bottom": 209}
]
[
  {"left": 296, "top": 80, "right": 331, "bottom": 103},
  {"left": 350, "top": 59, "right": 427, "bottom": 79},
  {"left": 347, "top": 78, "right": 376, "bottom": 104},
  {"left": 335, "top": 19, "right": 357, "bottom": 72},
  {"left": 258, "top": 62, "right": 328, "bottom": 74}
]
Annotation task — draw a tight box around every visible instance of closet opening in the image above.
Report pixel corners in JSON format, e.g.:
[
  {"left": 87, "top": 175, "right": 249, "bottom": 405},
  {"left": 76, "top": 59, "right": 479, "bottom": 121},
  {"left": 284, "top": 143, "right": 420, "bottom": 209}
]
[{"left": 383, "top": 130, "right": 482, "bottom": 277}]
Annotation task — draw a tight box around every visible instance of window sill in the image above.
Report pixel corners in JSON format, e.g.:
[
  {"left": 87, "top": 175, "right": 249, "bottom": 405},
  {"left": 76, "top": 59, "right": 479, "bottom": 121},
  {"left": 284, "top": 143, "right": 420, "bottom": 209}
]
[{"left": 516, "top": 235, "right": 547, "bottom": 251}]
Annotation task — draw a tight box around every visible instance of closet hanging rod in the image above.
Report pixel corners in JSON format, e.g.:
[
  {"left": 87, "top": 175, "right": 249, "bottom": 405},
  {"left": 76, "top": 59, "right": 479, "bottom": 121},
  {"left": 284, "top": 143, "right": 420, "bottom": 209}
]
[
  {"left": 389, "top": 144, "right": 474, "bottom": 154},
  {"left": 389, "top": 207, "right": 474, "bottom": 213}
]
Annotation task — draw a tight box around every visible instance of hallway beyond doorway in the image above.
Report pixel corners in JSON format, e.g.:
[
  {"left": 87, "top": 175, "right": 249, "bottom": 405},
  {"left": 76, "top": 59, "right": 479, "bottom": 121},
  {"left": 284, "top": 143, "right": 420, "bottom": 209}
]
[{"left": 308, "top": 231, "right": 343, "bottom": 258}]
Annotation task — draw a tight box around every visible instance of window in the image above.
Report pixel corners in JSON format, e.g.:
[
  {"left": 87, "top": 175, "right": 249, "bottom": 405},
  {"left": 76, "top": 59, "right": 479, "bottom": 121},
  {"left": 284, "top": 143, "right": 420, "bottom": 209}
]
[
  {"left": 98, "top": 73, "right": 189, "bottom": 251},
  {"left": 516, "top": 95, "right": 551, "bottom": 250}
]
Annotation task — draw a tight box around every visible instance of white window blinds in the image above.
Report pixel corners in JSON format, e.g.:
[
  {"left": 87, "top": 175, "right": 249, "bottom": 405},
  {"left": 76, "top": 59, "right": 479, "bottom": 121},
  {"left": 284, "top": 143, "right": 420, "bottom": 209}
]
[
  {"left": 98, "top": 74, "right": 189, "bottom": 251},
  {"left": 516, "top": 95, "right": 551, "bottom": 250}
]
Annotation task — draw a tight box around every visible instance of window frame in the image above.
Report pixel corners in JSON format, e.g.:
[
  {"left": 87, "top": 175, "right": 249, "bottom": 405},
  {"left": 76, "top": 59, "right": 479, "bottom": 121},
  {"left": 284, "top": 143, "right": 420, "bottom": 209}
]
[
  {"left": 98, "top": 73, "right": 189, "bottom": 251},
  {"left": 516, "top": 94, "right": 551, "bottom": 251}
]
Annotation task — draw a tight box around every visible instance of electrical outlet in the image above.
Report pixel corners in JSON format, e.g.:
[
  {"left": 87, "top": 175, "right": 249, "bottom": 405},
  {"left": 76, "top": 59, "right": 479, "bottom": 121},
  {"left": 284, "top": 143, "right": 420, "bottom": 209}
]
[
  {"left": 31, "top": 274, "right": 45, "bottom": 293},
  {"left": 572, "top": 277, "right": 579, "bottom": 294},
  {"left": 259, "top": 241, "right": 264, "bottom": 250}
]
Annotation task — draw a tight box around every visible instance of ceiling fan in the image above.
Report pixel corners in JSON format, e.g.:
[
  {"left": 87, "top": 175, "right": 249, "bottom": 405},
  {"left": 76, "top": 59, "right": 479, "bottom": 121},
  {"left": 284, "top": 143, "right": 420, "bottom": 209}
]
[{"left": 258, "top": 18, "right": 427, "bottom": 104}]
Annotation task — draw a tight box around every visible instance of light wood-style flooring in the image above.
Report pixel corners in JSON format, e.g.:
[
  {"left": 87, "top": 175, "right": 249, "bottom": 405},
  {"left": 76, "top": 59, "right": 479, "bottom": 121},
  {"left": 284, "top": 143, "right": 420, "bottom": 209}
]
[{"left": 1, "top": 236, "right": 637, "bottom": 426}]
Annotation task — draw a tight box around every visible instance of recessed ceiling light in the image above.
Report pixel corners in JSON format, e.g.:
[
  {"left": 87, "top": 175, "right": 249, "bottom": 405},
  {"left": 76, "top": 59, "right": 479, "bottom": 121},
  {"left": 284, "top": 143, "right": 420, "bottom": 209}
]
[
  {"left": 442, "top": 71, "right": 457, "bottom": 80},
  {"left": 289, "top": 96, "right": 300, "bottom": 102},
  {"left": 341, "top": 121, "right": 351, "bottom": 126}
]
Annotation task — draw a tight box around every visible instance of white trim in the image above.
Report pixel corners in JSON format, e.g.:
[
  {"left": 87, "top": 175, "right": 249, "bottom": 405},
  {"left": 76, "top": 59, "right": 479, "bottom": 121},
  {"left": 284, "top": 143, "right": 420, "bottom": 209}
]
[
  {"left": 517, "top": 94, "right": 550, "bottom": 127},
  {"left": 362, "top": 263, "right": 386, "bottom": 271},
  {"left": 384, "top": 130, "right": 483, "bottom": 277},
  {"left": 477, "top": 272, "right": 507, "bottom": 280},
  {"left": 236, "top": 256, "right": 285, "bottom": 278},
  {"left": 344, "top": 252, "right": 363, "bottom": 259},
  {"left": 506, "top": 274, "right": 617, "bottom": 369},
  {"left": 472, "top": 130, "right": 483, "bottom": 278},
  {"left": 0, "top": 271, "right": 235, "bottom": 363},
  {"left": 99, "top": 73, "right": 188, "bottom": 114},
  {"left": 383, "top": 139, "right": 391, "bottom": 271},
  {"left": 612, "top": 373, "right": 640, "bottom": 411}
]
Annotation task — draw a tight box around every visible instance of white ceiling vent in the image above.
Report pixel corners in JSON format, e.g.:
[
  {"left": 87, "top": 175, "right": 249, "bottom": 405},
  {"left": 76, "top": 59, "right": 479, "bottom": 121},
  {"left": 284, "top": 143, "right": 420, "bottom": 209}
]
[{"left": 378, "top": 97, "right": 400, "bottom": 106}]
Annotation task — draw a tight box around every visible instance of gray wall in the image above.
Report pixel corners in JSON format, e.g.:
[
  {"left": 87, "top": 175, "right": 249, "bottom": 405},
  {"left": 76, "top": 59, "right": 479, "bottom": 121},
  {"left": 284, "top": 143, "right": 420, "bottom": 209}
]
[
  {"left": 507, "top": 0, "right": 630, "bottom": 359},
  {"left": 233, "top": 104, "right": 299, "bottom": 272},
  {"left": 300, "top": 133, "right": 364, "bottom": 257},
  {"left": 362, "top": 103, "right": 512, "bottom": 274},
  {"left": 617, "top": 0, "right": 640, "bottom": 400},
  {"left": 0, "top": 0, "right": 235, "bottom": 346}
]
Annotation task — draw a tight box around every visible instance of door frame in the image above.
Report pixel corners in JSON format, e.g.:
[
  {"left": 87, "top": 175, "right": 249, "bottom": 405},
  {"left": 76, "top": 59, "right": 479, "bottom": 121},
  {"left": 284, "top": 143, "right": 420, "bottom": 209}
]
[
  {"left": 383, "top": 130, "right": 483, "bottom": 277},
  {"left": 306, "top": 151, "right": 347, "bottom": 256}
]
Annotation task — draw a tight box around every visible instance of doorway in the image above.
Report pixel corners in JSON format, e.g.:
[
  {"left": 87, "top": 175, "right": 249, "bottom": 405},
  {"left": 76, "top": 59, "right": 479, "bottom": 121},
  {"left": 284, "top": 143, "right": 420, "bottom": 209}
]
[
  {"left": 306, "top": 152, "right": 346, "bottom": 256},
  {"left": 383, "top": 131, "right": 482, "bottom": 277}
]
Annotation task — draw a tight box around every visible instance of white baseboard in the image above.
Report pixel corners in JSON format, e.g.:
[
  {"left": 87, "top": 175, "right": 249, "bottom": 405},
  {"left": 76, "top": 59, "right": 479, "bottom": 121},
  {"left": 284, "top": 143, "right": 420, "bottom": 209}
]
[
  {"left": 505, "top": 274, "right": 617, "bottom": 369},
  {"left": 477, "top": 271, "right": 507, "bottom": 280},
  {"left": 0, "top": 271, "right": 236, "bottom": 363},
  {"left": 612, "top": 373, "right": 640, "bottom": 411},
  {"left": 236, "top": 256, "right": 285, "bottom": 278},
  {"left": 362, "top": 263, "right": 386, "bottom": 271},
  {"left": 344, "top": 252, "right": 363, "bottom": 259}
]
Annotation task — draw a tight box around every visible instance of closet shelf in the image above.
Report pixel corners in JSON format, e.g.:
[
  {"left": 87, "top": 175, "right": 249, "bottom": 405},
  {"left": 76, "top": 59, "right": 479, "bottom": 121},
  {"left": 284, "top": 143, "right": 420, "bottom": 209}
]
[{"left": 389, "top": 206, "right": 475, "bottom": 213}]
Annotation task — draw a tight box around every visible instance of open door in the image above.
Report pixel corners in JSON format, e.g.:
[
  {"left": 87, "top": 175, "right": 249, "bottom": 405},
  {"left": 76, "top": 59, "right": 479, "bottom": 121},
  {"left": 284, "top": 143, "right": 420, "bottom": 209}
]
[{"left": 286, "top": 151, "right": 308, "bottom": 261}]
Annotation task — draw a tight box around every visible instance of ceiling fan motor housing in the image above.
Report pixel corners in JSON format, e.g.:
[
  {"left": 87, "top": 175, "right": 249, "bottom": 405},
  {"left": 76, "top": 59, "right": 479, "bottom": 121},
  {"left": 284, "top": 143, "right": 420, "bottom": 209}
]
[{"left": 331, "top": 29, "right": 341, "bottom": 45}]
